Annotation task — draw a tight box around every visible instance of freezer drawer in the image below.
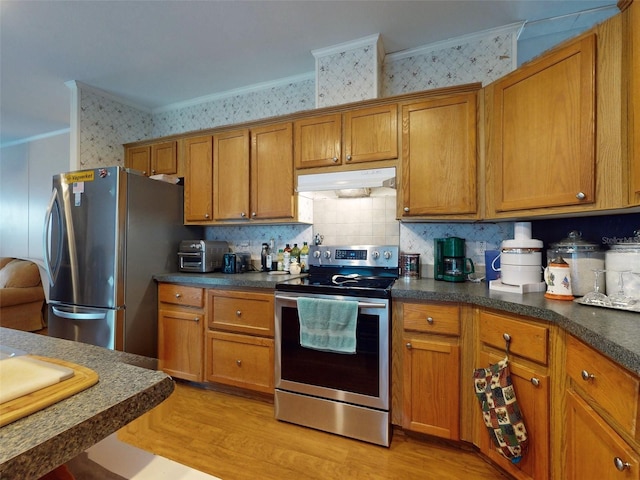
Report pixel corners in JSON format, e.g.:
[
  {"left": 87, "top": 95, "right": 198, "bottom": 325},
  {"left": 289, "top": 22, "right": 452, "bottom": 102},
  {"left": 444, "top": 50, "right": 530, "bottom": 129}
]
[{"left": 48, "top": 304, "right": 121, "bottom": 350}]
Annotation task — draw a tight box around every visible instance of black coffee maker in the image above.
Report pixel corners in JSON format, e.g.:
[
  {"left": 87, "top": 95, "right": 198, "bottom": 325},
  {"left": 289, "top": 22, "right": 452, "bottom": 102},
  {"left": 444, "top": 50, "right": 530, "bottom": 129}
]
[{"left": 434, "top": 237, "right": 474, "bottom": 282}]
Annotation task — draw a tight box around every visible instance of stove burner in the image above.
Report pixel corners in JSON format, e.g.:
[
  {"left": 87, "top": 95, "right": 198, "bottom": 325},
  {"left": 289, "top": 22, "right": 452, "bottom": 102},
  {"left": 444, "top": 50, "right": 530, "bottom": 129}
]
[{"left": 331, "top": 274, "right": 359, "bottom": 285}]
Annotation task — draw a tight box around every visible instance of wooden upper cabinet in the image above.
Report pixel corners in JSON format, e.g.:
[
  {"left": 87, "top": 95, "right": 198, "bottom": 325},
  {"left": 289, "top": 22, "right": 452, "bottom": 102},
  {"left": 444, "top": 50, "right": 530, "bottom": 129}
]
[
  {"left": 184, "top": 135, "right": 213, "bottom": 223},
  {"left": 151, "top": 141, "right": 178, "bottom": 175},
  {"left": 485, "top": 34, "right": 596, "bottom": 217},
  {"left": 401, "top": 91, "right": 478, "bottom": 219},
  {"left": 251, "top": 122, "right": 294, "bottom": 220},
  {"left": 628, "top": 0, "right": 640, "bottom": 205},
  {"left": 213, "top": 129, "right": 250, "bottom": 221},
  {"left": 126, "top": 146, "right": 151, "bottom": 175},
  {"left": 343, "top": 104, "right": 398, "bottom": 164},
  {"left": 294, "top": 104, "right": 398, "bottom": 169},
  {"left": 294, "top": 114, "right": 341, "bottom": 168}
]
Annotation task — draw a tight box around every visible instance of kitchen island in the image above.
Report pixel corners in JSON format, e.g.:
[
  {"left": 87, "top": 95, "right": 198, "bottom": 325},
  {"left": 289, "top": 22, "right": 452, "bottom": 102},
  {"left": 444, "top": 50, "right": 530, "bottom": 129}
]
[
  {"left": 0, "top": 328, "right": 174, "bottom": 480},
  {"left": 155, "top": 271, "right": 640, "bottom": 375}
]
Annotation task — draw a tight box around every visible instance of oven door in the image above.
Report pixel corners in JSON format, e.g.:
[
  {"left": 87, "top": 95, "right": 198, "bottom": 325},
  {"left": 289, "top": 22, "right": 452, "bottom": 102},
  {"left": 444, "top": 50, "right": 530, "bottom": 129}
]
[{"left": 274, "top": 291, "right": 390, "bottom": 410}]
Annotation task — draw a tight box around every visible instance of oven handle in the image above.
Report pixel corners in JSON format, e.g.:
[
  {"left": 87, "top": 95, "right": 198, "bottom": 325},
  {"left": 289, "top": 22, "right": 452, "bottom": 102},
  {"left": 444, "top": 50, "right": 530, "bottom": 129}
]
[{"left": 275, "top": 295, "right": 387, "bottom": 309}]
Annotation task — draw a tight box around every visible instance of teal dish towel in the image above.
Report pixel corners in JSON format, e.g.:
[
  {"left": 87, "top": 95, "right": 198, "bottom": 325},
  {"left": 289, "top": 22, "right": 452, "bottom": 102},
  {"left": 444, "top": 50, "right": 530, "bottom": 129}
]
[{"left": 297, "top": 297, "right": 358, "bottom": 354}]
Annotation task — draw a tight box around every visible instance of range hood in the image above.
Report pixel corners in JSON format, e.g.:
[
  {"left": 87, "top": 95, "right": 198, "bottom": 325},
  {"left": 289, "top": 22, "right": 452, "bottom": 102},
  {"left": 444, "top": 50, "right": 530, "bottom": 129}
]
[{"left": 296, "top": 167, "right": 396, "bottom": 192}]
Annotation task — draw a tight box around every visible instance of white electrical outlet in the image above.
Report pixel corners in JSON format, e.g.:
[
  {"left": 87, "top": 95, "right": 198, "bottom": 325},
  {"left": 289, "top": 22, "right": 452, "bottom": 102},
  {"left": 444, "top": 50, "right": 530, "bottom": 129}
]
[{"left": 478, "top": 241, "right": 487, "bottom": 255}]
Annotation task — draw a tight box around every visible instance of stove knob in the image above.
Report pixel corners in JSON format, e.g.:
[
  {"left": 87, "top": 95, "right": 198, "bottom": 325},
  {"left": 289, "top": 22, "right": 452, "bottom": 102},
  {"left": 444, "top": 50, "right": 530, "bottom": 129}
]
[
  {"left": 313, "top": 250, "right": 321, "bottom": 258},
  {"left": 323, "top": 250, "right": 331, "bottom": 259},
  {"left": 371, "top": 251, "right": 380, "bottom": 260},
  {"left": 384, "top": 251, "right": 393, "bottom": 260}
]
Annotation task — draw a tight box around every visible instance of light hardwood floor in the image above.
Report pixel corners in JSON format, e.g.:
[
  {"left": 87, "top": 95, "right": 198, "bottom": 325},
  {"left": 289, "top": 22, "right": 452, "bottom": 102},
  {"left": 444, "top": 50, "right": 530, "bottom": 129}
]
[{"left": 118, "top": 382, "right": 508, "bottom": 480}]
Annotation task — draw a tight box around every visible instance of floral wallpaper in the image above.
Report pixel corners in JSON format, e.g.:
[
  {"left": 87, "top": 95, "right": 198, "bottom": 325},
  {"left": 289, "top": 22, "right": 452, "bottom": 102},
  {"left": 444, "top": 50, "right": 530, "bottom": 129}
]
[
  {"left": 316, "top": 40, "right": 381, "bottom": 107},
  {"left": 382, "top": 31, "right": 517, "bottom": 95},
  {"left": 151, "top": 79, "right": 315, "bottom": 138},
  {"left": 78, "top": 88, "right": 152, "bottom": 169},
  {"left": 76, "top": 26, "right": 521, "bottom": 275}
]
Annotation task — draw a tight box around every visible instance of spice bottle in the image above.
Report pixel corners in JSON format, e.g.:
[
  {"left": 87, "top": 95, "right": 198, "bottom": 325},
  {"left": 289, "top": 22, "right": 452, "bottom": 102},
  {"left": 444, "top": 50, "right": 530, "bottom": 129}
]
[
  {"left": 300, "top": 242, "right": 309, "bottom": 272},
  {"left": 291, "top": 243, "right": 300, "bottom": 263},
  {"left": 283, "top": 244, "right": 292, "bottom": 272}
]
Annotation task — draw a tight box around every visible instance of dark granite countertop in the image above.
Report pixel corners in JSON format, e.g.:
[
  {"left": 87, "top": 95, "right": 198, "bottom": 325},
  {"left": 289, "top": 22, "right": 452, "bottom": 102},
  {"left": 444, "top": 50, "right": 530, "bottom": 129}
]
[
  {"left": 0, "top": 328, "right": 174, "bottom": 480},
  {"left": 155, "top": 271, "right": 640, "bottom": 375}
]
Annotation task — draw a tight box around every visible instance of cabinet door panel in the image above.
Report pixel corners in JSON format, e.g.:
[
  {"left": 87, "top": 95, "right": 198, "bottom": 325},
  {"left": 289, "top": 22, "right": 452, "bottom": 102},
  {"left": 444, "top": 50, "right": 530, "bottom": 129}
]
[
  {"left": 127, "top": 146, "right": 151, "bottom": 176},
  {"left": 294, "top": 114, "right": 341, "bottom": 168},
  {"left": 184, "top": 136, "right": 213, "bottom": 223},
  {"left": 488, "top": 35, "right": 595, "bottom": 213},
  {"left": 566, "top": 390, "right": 640, "bottom": 480},
  {"left": 158, "top": 308, "right": 203, "bottom": 382},
  {"left": 478, "top": 351, "right": 549, "bottom": 480},
  {"left": 251, "top": 122, "right": 294, "bottom": 219},
  {"left": 151, "top": 141, "right": 177, "bottom": 175},
  {"left": 214, "top": 129, "right": 250, "bottom": 221},
  {"left": 344, "top": 105, "right": 397, "bottom": 163},
  {"left": 403, "top": 338, "right": 460, "bottom": 440},
  {"left": 630, "top": 2, "right": 640, "bottom": 205},
  {"left": 402, "top": 93, "right": 477, "bottom": 216}
]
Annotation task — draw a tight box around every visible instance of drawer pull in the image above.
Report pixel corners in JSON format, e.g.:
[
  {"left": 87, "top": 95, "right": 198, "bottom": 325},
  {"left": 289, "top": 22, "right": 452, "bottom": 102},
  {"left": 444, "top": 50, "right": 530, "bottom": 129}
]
[
  {"left": 503, "top": 333, "right": 511, "bottom": 354},
  {"left": 406, "top": 342, "right": 412, "bottom": 349},
  {"left": 236, "top": 359, "right": 242, "bottom": 366},
  {"left": 530, "top": 377, "right": 540, "bottom": 387},
  {"left": 581, "top": 370, "right": 595, "bottom": 381},
  {"left": 175, "top": 293, "right": 181, "bottom": 299},
  {"left": 236, "top": 310, "right": 242, "bottom": 317},
  {"left": 614, "top": 457, "right": 631, "bottom": 471},
  {"left": 426, "top": 316, "right": 434, "bottom": 324}
]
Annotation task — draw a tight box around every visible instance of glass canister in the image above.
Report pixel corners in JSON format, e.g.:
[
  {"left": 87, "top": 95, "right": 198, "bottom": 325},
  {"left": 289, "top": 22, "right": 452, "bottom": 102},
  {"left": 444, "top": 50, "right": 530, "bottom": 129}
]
[
  {"left": 548, "top": 230, "right": 605, "bottom": 296},
  {"left": 605, "top": 231, "right": 640, "bottom": 300},
  {"left": 400, "top": 253, "right": 420, "bottom": 278}
]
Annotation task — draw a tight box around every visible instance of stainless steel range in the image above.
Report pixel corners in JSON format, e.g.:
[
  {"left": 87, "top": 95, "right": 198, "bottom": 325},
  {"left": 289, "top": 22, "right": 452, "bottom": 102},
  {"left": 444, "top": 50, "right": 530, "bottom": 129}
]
[{"left": 274, "top": 245, "right": 399, "bottom": 447}]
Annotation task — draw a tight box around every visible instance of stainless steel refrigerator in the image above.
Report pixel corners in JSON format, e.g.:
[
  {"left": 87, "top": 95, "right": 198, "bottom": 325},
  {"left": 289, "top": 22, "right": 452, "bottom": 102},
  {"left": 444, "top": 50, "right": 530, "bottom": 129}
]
[{"left": 44, "top": 166, "right": 199, "bottom": 358}]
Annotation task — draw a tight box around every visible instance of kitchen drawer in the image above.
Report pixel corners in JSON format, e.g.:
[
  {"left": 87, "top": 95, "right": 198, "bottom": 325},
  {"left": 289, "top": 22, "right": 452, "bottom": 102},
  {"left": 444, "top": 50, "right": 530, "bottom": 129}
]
[
  {"left": 402, "top": 302, "right": 460, "bottom": 336},
  {"left": 566, "top": 335, "right": 640, "bottom": 438},
  {"left": 205, "top": 330, "right": 274, "bottom": 394},
  {"left": 209, "top": 289, "right": 274, "bottom": 337},
  {"left": 478, "top": 310, "right": 548, "bottom": 365},
  {"left": 158, "top": 283, "right": 204, "bottom": 308}
]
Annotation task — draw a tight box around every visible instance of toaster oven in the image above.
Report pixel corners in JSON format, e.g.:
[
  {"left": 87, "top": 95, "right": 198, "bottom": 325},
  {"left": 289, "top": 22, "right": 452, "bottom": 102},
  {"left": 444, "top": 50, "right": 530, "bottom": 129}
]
[{"left": 178, "top": 240, "right": 228, "bottom": 273}]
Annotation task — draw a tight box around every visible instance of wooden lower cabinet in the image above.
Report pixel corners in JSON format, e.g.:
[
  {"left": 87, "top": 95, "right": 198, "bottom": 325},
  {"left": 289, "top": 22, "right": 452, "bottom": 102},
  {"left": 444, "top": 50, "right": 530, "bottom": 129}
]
[
  {"left": 566, "top": 390, "right": 640, "bottom": 480},
  {"left": 205, "top": 330, "right": 274, "bottom": 394},
  {"left": 399, "top": 301, "right": 461, "bottom": 440},
  {"left": 157, "top": 284, "right": 205, "bottom": 382},
  {"left": 205, "top": 288, "right": 275, "bottom": 394},
  {"left": 478, "top": 351, "right": 550, "bottom": 480},
  {"left": 475, "top": 309, "right": 551, "bottom": 480},
  {"left": 563, "top": 334, "right": 640, "bottom": 480}
]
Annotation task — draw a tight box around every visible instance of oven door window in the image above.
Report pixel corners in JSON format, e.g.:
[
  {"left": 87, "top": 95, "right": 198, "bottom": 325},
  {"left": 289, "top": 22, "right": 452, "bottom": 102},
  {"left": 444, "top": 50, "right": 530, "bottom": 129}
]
[{"left": 280, "top": 305, "right": 380, "bottom": 397}]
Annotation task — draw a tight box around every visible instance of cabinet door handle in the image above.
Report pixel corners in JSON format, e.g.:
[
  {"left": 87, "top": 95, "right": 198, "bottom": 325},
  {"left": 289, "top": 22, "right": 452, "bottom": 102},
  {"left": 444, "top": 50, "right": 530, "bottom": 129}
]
[
  {"left": 426, "top": 316, "right": 434, "bottom": 324},
  {"left": 581, "top": 370, "right": 595, "bottom": 381},
  {"left": 576, "top": 192, "right": 586, "bottom": 200},
  {"left": 151, "top": 169, "right": 156, "bottom": 174},
  {"left": 241, "top": 212, "right": 246, "bottom": 218},
  {"left": 236, "top": 310, "right": 242, "bottom": 317},
  {"left": 236, "top": 359, "right": 242, "bottom": 366},
  {"left": 332, "top": 157, "right": 339, "bottom": 163},
  {"left": 251, "top": 212, "right": 256, "bottom": 217},
  {"left": 193, "top": 316, "right": 200, "bottom": 323},
  {"left": 204, "top": 213, "right": 210, "bottom": 219},
  {"left": 614, "top": 457, "right": 631, "bottom": 471},
  {"left": 346, "top": 154, "right": 352, "bottom": 162},
  {"left": 530, "top": 377, "right": 540, "bottom": 387},
  {"left": 405, "top": 342, "right": 412, "bottom": 349},
  {"left": 403, "top": 207, "right": 410, "bottom": 212}
]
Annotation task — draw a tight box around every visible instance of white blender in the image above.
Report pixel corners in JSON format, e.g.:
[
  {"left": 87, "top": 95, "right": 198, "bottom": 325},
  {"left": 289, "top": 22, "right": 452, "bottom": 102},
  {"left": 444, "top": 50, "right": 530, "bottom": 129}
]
[{"left": 489, "top": 222, "right": 546, "bottom": 294}]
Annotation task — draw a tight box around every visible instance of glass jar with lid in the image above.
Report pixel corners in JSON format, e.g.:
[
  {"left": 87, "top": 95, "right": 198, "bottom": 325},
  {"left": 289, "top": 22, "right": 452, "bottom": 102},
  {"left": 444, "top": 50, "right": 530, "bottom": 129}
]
[
  {"left": 548, "top": 230, "right": 605, "bottom": 296},
  {"left": 605, "top": 230, "right": 640, "bottom": 300}
]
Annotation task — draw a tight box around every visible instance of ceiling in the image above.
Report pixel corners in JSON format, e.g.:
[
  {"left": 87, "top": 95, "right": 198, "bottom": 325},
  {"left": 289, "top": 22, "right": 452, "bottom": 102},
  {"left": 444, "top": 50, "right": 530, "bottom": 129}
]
[{"left": 0, "top": 0, "right": 618, "bottom": 146}]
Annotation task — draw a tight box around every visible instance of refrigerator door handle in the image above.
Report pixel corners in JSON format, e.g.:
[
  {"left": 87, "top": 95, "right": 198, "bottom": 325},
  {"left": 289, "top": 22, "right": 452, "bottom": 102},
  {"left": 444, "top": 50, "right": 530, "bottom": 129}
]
[
  {"left": 43, "top": 188, "right": 62, "bottom": 286},
  {"left": 51, "top": 306, "right": 107, "bottom": 321}
]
